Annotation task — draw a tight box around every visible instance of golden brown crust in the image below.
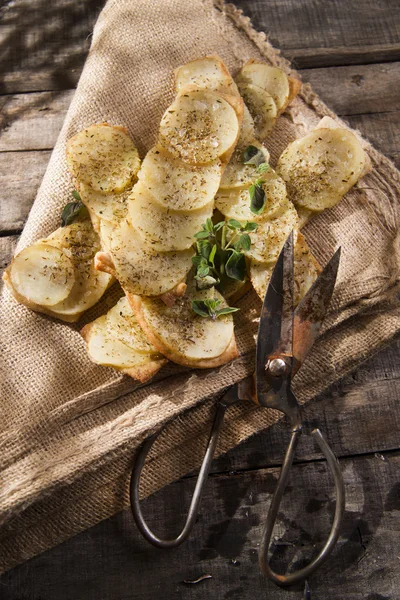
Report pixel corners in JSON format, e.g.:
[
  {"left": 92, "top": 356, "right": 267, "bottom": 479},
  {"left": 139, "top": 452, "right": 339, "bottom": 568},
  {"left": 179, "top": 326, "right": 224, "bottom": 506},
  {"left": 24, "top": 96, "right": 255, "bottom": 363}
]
[
  {"left": 159, "top": 282, "right": 187, "bottom": 306},
  {"left": 128, "top": 293, "right": 239, "bottom": 369},
  {"left": 279, "top": 76, "right": 301, "bottom": 115},
  {"left": 94, "top": 251, "right": 117, "bottom": 277}
]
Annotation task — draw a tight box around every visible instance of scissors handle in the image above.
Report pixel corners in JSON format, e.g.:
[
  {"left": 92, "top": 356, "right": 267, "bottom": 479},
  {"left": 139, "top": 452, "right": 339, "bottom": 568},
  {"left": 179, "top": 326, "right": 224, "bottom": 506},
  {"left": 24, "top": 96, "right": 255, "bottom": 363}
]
[
  {"left": 130, "top": 401, "right": 228, "bottom": 548},
  {"left": 259, "top": 428, "right": 345, "bottom": 586}
]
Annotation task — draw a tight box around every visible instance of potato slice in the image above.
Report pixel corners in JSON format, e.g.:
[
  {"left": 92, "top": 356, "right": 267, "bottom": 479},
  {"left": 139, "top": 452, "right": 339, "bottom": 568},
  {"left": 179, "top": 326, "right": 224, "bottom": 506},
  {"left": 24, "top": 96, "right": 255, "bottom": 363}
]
[
  {"left": 130, "top": 283, "right": 237, "bottom": 367},
  {"left": 175, "top": 56, "right": 239, "bottom": 96},
  {"left": 66, "top": 124, "right": 140, "bottom": 194},
  {"left": 237, "top": 83, "right": 277, "bottom": 139},
  {"left": 109, "top": 218, "right": 193, "bottom": 296},
  {"left": 128, "top": 181, "right": 213, "bottom": 251},
  {"left": 78, "top": 182, "right": 129, "bottom": 223},
  {"left": 235, "top": 61, "right": 290, "bottom": 112},
  {"left": 220, "top": 141, "right": 270, "bottom": 189},
  {"left": 9, "top": 243, "right": 75, "bottom": 307},
  {"left": 276, "top": 127, "right": 367, "bottom": 212},
  {"left": 246, "top": 203, "right": 299, "bottom": 263},
  {"left": 106, "top": 296, "right": 157, "bottom": 354},
  {"left": 81, "top": 315, "right": 166, "bottom": 382},
  {"left": 238, "top": 104, "right": 256, "bottom": 148},
  {"left": 49, "top": 263, "right": 112, "bottom": 317},
  {"left": 138, "top": 146, "right": 222, "bottom": 211},
  {"left": 250, "top": 232, "right": 320, "bottom": 305},
  {"left": 216, "top": 169, "right": 287, "bottom": 222},
  {"left": 43, "top": 222, "right": 99, "bottom": 263},
  {"left": 158, "top": 89, "right": 240, "bottom": 165}
]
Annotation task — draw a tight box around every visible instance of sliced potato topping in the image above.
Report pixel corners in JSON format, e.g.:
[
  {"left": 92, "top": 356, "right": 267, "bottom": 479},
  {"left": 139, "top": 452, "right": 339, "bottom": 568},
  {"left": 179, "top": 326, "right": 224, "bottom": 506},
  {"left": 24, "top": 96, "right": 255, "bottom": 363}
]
[
  {"left": 250, "top": 232, "right": 320, "bottom": 305},
  {"left": 276, "top": 127, "right": 367, "bottom": 212},
  {"left": 109, "top": 218, "right": 193, "bottom": 296},
  {"left": 66, "top": 124, "right": 140, "bottom": 194},
  {"left": 216, "top": 169, "right": 287, "bottom": 222},
  {"left": 82, "top": 315, "right": 161, "bottom": 369},
  {"left": 238, "top": 104, "right": 256, "bottom": 148},
  {"left": 43, "top": 221, "right": 99, "bottom": 263},
  {"left": 78, "top": 182, "right": 129, "bottom": 223},
  {"left": 106, "top": 296, "right": 155, "bottom": 354},
  {"left": 175, "top": 56, "right": 239, "bottom": 96},
  {"left": 220, "top": 141, "right": 270, "bottom": 189},
  {"left": 9, "top": 243, "right": 75, "bottom": 307},
  {"left": 129, "top": 180, "right": 213, "bottom": 251},
  {"left": 245, "top": 202, "right": 299, "bottom": 263},
  {"left": 49, "top": 263, "right": 112, "bottom": 317},
  {"left": 158, "top": 89, "right": 240, "bottom": 165},
  {"left": 131, "top": 283, "right": 235, "bottom": 366},
  {"left": 138, "top": 146, "right": 222, "bottom": 211},
  {"left": 237, "top": 83, "right": 277, "bottom": 139},
  {"left": 235, "top": 61, "right": 290, "bottom": 112}
]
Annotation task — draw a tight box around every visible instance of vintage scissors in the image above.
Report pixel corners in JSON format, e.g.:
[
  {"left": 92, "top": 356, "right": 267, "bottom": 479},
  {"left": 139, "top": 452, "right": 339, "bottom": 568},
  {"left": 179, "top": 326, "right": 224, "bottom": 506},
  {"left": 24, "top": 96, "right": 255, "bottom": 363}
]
[{"left": 130, "top": 232, "right": 345, "bottom": 586}]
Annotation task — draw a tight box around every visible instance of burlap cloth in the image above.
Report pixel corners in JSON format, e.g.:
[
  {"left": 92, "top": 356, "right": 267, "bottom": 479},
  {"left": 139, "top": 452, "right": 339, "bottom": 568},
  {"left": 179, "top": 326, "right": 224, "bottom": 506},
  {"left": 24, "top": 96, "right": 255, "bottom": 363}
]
[{"left": 0, "top": 0, "right": 399, "bottom": 574}]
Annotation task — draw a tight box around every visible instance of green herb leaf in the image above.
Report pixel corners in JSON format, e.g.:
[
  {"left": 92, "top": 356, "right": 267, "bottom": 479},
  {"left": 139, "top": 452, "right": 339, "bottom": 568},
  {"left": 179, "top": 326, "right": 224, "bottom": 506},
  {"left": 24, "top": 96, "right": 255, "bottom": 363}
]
[
  {"left": 243, "top": 145, "right": 267, "bottom": 167},
  {"left": 227, "top": 218, "right": 242, "bottom": 230},
  {"left": 196, "top": 240, "right": 212, "bottom": 260},
  {"left": 225, "top": 250, "right": 246, "bottom": 281},
  {"left": 197, "top": 264, "right": 210, "bottom": 278},
  {"left": 191, "top": 300, "right": 210, "bottom": 318},
  {"left": 209, "top": 244, "right": 217, "bottom": 267},
  {"left": 244, "top": 221, "right": 258, "bottom": 232},
  {"left": 61, "top": 201, "right": 86, "bottom": 227},
  {"left": 249, "top": 182, "right": 266, "bottom": 215},
  {"left": 256, "top": 162, "right": 270, "bottom": 174},
  {"left": 71, "top": 189, "right": 82, "bottom": 202},
  {"left": 205, "top": 218, "right": 214, "bottom": 233},
  {"left": 192, "top": 255, "right": 207, "bottom": 268},
  {"left": 194, "top": 230, "right": 210, "bottom": 239},
  {"left": 215, "top": 306, "right": 240, "bottom": 317},
  {"left": 213, "top": 221, "right": 225, "bottom": 232},
  {"left": 239, "top": 233, "right": 251, "bottom": 251}
]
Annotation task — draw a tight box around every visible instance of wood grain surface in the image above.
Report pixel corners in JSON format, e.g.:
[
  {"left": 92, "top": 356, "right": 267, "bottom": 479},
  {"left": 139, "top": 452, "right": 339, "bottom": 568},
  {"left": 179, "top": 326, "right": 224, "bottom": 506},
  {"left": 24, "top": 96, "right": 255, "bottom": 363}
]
[{"left": 0, "top": 0, "right": 399, "bottom": 598}]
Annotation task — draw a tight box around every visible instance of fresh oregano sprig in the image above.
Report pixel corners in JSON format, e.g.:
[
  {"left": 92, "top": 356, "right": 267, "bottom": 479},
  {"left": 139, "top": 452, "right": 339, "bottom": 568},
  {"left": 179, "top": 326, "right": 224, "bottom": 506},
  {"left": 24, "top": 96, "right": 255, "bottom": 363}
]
[
  {"left": 192, "top": 298, "right": 239, "bottom": 320},
  {"left": 61, "top": 190, "right": 88, "bottom": 227},
  {"left": 192, "top": 218, "right": 258, "bottom": 294},
  {"left": 243, "top": 145, "right": 271, "bottom": 215}
]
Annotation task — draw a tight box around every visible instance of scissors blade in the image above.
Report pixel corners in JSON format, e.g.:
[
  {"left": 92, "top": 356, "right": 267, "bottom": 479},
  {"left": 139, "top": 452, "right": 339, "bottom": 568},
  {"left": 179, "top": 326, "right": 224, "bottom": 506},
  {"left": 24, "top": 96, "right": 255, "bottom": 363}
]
[
  {"left": 256, "top": 231, "right": 294, "bottom": 391},
  {"left": 293, "top": 246, "right": 341, "bottom": 370}
]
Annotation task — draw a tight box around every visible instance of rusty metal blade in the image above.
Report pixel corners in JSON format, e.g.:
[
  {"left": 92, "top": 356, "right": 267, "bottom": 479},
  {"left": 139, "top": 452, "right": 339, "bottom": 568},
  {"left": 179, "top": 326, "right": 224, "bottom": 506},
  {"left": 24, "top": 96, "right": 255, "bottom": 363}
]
[
  {"left": 293, "top": 247, "right": 341, "bottom": 371},
  {"left": 256, "top": 232, "right": 294, "bottom": 394}
]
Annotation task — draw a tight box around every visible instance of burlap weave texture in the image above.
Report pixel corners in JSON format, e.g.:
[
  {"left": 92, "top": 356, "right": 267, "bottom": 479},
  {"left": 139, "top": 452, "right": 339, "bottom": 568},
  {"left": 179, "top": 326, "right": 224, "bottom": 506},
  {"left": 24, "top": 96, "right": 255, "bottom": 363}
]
[{"left": 0, "top": 0, "right": 399, "bottom": 572}]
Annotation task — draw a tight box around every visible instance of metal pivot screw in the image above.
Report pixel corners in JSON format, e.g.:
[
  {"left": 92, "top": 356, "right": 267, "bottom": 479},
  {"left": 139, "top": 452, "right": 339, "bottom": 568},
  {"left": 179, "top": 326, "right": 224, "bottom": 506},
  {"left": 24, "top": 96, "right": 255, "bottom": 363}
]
[{"left": 267, "top": 358, "right": 288, "bottom": 377}]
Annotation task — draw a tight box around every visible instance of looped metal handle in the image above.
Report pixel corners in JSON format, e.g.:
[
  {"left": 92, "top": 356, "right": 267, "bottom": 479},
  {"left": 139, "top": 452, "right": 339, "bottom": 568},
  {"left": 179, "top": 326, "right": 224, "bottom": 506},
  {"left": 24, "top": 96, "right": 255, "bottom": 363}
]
[
  {"left": 130, "top": 402, "right": 228, "bottom": 549},
  {"left": 259, "top": 428, "right": 345, "bottom": 586}
]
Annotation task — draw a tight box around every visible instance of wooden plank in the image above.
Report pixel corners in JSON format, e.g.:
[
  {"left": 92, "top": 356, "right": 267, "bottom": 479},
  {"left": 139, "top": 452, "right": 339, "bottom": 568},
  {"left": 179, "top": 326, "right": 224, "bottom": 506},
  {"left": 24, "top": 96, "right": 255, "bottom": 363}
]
[
  {"left": 0, "top": 151, "right": 50, "bottom": 233},
  {"left": 1, "top": 450, "right": 398, "bottom": 599},
  {"left": 1, "top": 1, "right": 400, "bottom": 95},
  {"left": 301, "top": 62, "right": 400, "bottom": 116},
  {"left": 0, "top": 91, "right": 74, "bottom": 151},
  {"left": 0, "top": 0, "right": 105, "bottom": 94},
  {"left": 346, "top": 112, "right": 400, "bottom": 169},
  {"left": 0, "top": 236, "right": 18, "bottom": 279},
  {"left": 234, "top": 0, "right": 400, "bottom": 68}
]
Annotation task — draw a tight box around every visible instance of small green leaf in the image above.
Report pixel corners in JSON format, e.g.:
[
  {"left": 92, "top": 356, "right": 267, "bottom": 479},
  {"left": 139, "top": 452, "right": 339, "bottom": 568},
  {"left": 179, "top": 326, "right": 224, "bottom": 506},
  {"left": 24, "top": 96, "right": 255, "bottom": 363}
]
[
  {"left": 244, "top": 221, "right": 258, "bottom": 232},
  {"left": 204, "top": 298, "right": 221, "bottom": 311},
  {"left": 239, "top": 233, "right": 251, "bottom": 251},
  {"left": 249, "top": 183, "right": 266, "bottom": 215},
  {"left": 197, "top": 264, "right": 210, "bottom": 278},
  {"left": 209, "top": 244, "right": 217, "bottom": 267},
  {"left": 243, "top": 145, "right": 266, "bottom": 167},
  {"left": 71, "top": 189, "right": 82, "bottom": 202},
  {"left": 191, "top": 301, "right": 210, "bottom": 318},
  {"left": 213, "top": 221, "right": 225, "bottom": 232},
  {"left": 256, "top": 162, "right": 270, "bottom": 174},
  {"left": 215, "top": 306, "right": 240, "bottom": 317},
  {"left": 194, "top": 230, "right": 210, "bottom": 239},
  {"left": 61, "top": 201, "right": 86, "bottom": 227},
  {"left": 227, "top": 219, "right": 242, "bottom": 230},
  {"left": 195, "top": 275, "right": 218, "bottom": 290},
  {"left": 205, "top": 218, "right": 214, "bottom": 233},
  {"left": 197, "top": 240, "right": 212, "bottom": 260},
  {"left": 225, "top": 250, "right": 246, "bottom": 281},
  {"left": 192, "top": 255, "right": 206, "bottom": 268}
]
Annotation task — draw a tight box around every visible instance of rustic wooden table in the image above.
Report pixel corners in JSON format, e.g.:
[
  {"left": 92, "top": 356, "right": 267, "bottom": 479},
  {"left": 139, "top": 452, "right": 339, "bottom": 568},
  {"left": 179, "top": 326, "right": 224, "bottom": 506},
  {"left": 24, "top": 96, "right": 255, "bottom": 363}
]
[{"left": 1, "top": 1, "right": 399, "bottom": 598}]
